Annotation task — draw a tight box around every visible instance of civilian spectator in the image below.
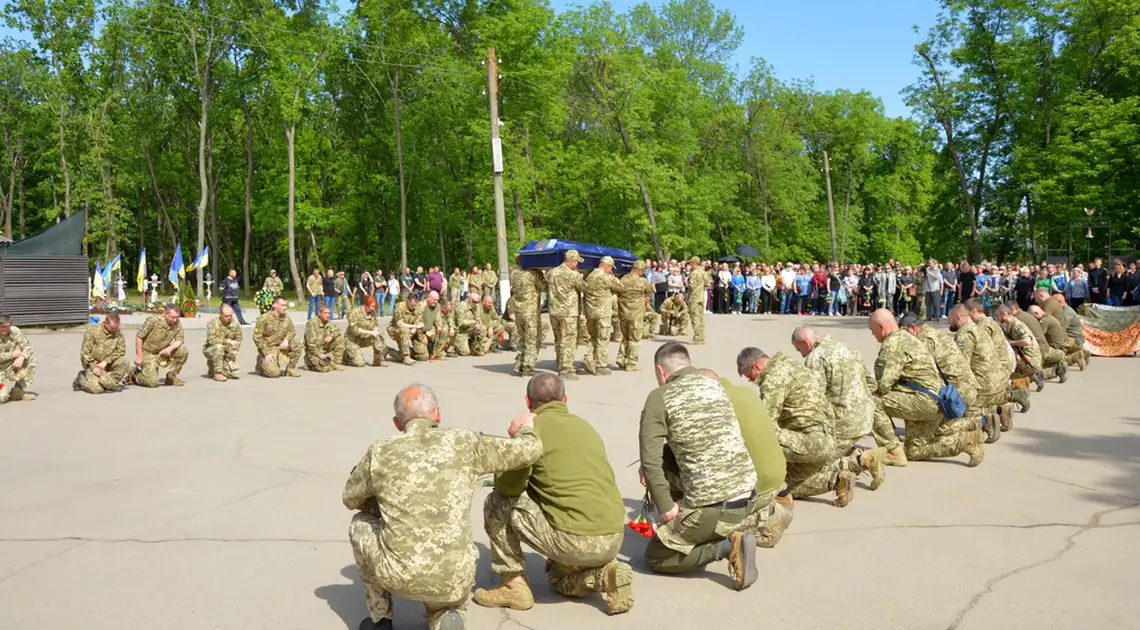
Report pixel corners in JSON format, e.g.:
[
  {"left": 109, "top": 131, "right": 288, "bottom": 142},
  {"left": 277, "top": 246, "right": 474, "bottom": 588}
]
[
  {"left": 651, "top": 264, "right": 668, "bottom": 311},
  {"left": 731, "top": 267, "right": 746, "bottom": 313},
  {"left": 1107, "top": 260, "right": 1129, "bottom": 306},
  {"left": 923, "top": 260, "right": 942, "bottom": 321},
  {"left": 779, "top": 264, "right": 796, "bottom": 314},
  {"left": 386, "top": 274, "right": 400, "bottom": 315},
  {"left": 359, "top": 271, "right": 375, "bottom": 307},
  {"left": 1014, "top": 267, "right": 1036, "bottom": 311},
  {"left": 760, "top": 267, "right": 777, "bottom": 314},
  {"left": 1066, "top": 268, "right": 1088, "bottom": 310},
  {"left": 221, "top": 268, "right": 249, "bottom": 325},
  {"left": 322, "top": 269, "right": 336, "bottom": 314},
  {"left": 941, "top": 261, "right": 958, "bottom": 317}
]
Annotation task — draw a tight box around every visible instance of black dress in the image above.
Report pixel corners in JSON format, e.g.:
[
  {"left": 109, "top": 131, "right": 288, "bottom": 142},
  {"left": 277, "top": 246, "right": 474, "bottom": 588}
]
[{"left": 1015, "top": 277, "right": 1036, "bottom": 311}]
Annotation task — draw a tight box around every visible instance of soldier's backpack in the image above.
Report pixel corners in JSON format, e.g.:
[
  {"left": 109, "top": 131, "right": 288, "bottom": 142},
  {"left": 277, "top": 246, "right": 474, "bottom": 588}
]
[{"left": 899, "top": 380, "right": 968, "bottom": 419}]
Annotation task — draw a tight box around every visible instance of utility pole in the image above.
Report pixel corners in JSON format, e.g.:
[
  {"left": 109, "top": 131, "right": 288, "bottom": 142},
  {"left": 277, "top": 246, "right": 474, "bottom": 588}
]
[
  {"left": 822, "top": 150, "right": 838, "bottom": 263},
  {"left": 487, "top": 48, "right": 510, "bottom": 310}
]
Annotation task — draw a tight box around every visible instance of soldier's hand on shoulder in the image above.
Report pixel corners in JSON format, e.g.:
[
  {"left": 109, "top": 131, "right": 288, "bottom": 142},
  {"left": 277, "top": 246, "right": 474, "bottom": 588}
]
[{"left": 508, "top": 412, "right": 535, "bottom": 437}]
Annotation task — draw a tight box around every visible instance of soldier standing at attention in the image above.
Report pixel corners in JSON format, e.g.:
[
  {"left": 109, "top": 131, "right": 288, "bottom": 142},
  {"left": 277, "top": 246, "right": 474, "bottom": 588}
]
[
  {"left": 791, "top": 326, "right": 893, "bottom": 474},
  {"left": 203, "top": 304, "right": 243, "bottom": 382},
  {"left": 546, "top": 250, "right": 587, "bottom": 380},
  {"left": 685, "top": 257, "right": 711, "bottom": 344},
  {"left": 639, "top": 342, "right": 758, "bottom": 589},
  {"left": 946, "top": 305, "right": 1010, "bottom": 444},
  {"left": 616, "top": 261, "right": 654, "bottom": 371},
  {"left": 483, "top": 263, "right": 498, "bottom": 309},
  {"left": 387, "top": 293, "right": 425, "bottom": 365},
  {"left": 448, "top": 267, "right": 463, "bottom": 304},
  {"left": 135, "top": 304, "right": 188, "bottom": 388},
  {"left": 509, "top": 259, "right": 546, "bottom": 376},
  {"left": 253, "top": 297, "right": 301, "bottom": 378},
  {"left": 868, "top": 309, "right": 983, "bottom": 466},
  {"left": 345, "top": 296, "right": 389, "bottom": 367},
  {"left": 344, "top": 384, "right": 544, "bottom": 630},
  {"left": 474, "top": 374, "right": 633, "bottom": 615},
  {"left": 334, "top": 271, "right": 352, "bottom": 319},
  {"left": 262, "top": 269, "right": 284, "bottom": 295},
  {"left": 303, "top": 305, "right": 345, "bottom": 373},
  {"left": 74, "top": 312, "right": 127, "bottom": 394},
  {"left": 581, "top": 256, "right": 621, "bottom": 375}
]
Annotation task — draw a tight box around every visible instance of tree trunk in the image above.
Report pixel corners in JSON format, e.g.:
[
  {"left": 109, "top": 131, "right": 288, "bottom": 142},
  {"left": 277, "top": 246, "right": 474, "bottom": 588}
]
[
  {"left": 243, "top": 101, "right": 254, "bottom": 297},
  {"left": 196, "top": 80, "right": 209, "bottom": 297},
  {"left": 19, "top": 169, "right": 25, "bottom": 239},
  {"left": 614, "top": 116, "right": 663, "bottom": 260},
  {"left": 143, "top": 145, "right": 177, "bottom": 245},
  {"left": 53, "top": 52, "right": 70, "bottom": 217},
  {"left": 841, "top": 165, "right": 853, "bottom": 261},
  {"left": 390, "top": 69, "right": 409, "bottom": 270},
  {"left": 4, "top": 150, "right": 16, "bottom": 240},
  {"left": 208, "top": 133, "right": 220, "bottom": 282},
  {"left": 437, "top": 221, "right": 447, "bottom": 271},
  {"left": 286, "top": 123, "right": 302, "bottom": 300}
]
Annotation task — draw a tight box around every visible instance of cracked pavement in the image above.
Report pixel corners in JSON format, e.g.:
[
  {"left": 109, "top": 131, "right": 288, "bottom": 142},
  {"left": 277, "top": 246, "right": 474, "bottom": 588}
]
[{"left": 2, "top": 314, "right": 1138, "bottom": 629}]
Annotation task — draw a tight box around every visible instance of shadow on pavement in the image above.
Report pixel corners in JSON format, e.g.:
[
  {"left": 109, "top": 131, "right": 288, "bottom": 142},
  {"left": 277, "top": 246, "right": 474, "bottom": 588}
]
[
  {"left": 1010, "top": 426, "right": 1140, "bottom": 501},
  {"left": 472, "top": 542, "right": 610, "bottom": 614},
  {"left": 314, "top": 566, "right": 367, "bottom": 630}
]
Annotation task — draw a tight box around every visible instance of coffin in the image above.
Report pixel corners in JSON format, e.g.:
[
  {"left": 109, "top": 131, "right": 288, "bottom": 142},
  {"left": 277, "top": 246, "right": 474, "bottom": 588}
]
[{"left": 516, "top": 239, "right": 639, "bottom": 274}]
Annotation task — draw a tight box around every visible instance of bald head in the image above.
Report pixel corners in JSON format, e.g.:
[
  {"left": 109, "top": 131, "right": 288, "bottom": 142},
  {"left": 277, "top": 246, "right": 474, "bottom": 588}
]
[
  {"left": 791, "top": 326, "right": 820, "bottom": 358},
  {"left": 948, "top": 304, "right": 971, "bottom": 331},
  {"left": 868, "top": 309, "right": 897, "bottom": 343},
  {"left": 393, "top": 384, "right": 441, "bottom": 429},
  {"left": 1028, "top": 305, "right": 1045, "bottom": 319},
  {"left": 525, "top": 373, "right": 566, "bottom": 410},
  {"left": 1034, "top": 288, "right": 1051, "bottom": 304}
]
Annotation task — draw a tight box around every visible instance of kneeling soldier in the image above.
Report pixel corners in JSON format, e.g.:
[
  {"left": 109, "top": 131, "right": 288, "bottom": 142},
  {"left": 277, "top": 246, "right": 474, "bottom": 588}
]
[
  {"left": 135, "top": 304, "right": 188, "bottom": 387},
  {"left": 254, "top": 297, "right": 301, "bottom": 378},
  {"left": 203, "top": 305, "right": 243, "bottom": 381},
  {"left": 304, "top": 305, "right": 345, "bottom": 372},
  {"left": 345, "top": 297, "right": 388, "bottom": 367},
  {"left": 75, "top": 312, "right": 128, "bottom": 394}
]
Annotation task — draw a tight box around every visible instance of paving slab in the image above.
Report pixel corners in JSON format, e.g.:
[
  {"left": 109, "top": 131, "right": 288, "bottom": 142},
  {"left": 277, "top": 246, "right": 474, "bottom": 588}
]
[{"left": 1, "top": 312, "right": 1138, "bottom": 630}]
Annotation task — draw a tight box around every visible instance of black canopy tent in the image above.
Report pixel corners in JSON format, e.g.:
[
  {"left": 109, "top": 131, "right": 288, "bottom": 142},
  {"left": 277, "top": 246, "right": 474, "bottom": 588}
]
[{"left": 0, "top": 209, "right": 89, "bottom": 326}]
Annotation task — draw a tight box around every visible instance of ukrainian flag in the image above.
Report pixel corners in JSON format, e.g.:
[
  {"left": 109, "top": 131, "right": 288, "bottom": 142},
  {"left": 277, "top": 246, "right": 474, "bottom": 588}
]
[
  {"left": 104, "top": 253, "right": 121, "bottom": 285},
  {"left": 169, "top": 245, "right": 185, "bottom": 289},
  {"left": 137, "top": 249, "right": 147, "bottom": 292},
  {"left": 188, "top": 246, "right": 209, "bottom": 272}
]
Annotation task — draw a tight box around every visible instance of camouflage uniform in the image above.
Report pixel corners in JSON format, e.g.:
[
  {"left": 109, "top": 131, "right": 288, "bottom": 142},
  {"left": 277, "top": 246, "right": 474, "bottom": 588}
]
[
  {"left": 980, "top": 316, "right": 1016, "bottom": 376},
  {"left": 874, "top": 329, "right": 977, "bottom": 462},
  {"left": 253, "top": 311, "right": 301, "bottom": 377},
  {"left": 387, "top": 301, "right": 426, "bottom": 364},
  {"left": 77, "top": 323, "right": 128, "bottom": 394},
  {"left": 1037, "top": 313, "right": 1069, "bottom": 378},
  {"left": 686, "top": 259, "right": 711, "bottom": 344},
  {"left": 1016, "top": 311, "right": 1051, "bottom": 374},
  {"left": 420, "top": 302, "right": 448, "bottom": 360},
  {"left": 450, "top": 299, "right": 477, "bottom": 357},
  {"left": 580, "top": 266, "right": 621, "bottom": 374},
  {"left": 547, "top": 259, "right": 586, "bottom": 376},
  {"left": 640, "top": 367, "right": 758, "bottom": 573},
  {"left": 345, "top": 306, "right": 388, "bottom": 367},
  {"left": 802, "top": 336, "right": 893, "bottom": 460},
  {"left": 440, "top": 306, "right": 458, "bottom": 355},
  {"left": 202, "top": 317, "right": 243, "bottom": 379},
  {"left": 344, "top": 419, "right": 543, "bottom": 629},
  {"left": 483, "top": 269, "right": 499, "bottom": 306},
  {"left": 616, "top": 267, "right": 654, "bottom": 370},
  {"left": 915, "top": 325, "right": 979, "bottom": 406},
  {"left": 1061, "top": 304, "right": 1086, "bottom": 365},
  {"left": 755, "top": 353, "right": 854, "bottom": 499},
  {"left": 303, "top": 317, "right": 345, "bottom": 372},
  {"left": 954, "top": 319, "right": 1007, "bottom": 438},
  {"left": 500, "top": 297, "right": 519, "bottom": 351},
  {"left": 658, "top": 297, "right": 690, "bottom": 336},
  {"left": 609, "top": 294, "right": 622, "bottom": 343},
  {"left": 641, "top": 309, "right": 657, "bottom": 340},
  {"left": 447, "top": 272, "right": 463, "bottom": 304},
  {"left": 510, "top": 268, "right": 546, "bottom": 373},
  {"left": 1004, "top": 317, "right": 1042, "bottom": 378},
  {"left": 262, "top": 275, "right": 284, "bottom": 294},
  {"left": 136, "top": 316, "right": 188, "bottom": 387},
  {"left": 334, "top": 276, "right": 352, "bottom": 318}
]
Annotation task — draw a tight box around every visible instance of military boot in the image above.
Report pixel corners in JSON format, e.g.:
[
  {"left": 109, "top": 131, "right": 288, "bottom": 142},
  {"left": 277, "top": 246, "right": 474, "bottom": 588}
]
[
  {"left": 963, "top": 431, "right": 985, "bottom": 467},
  {"left": 1032, "top": 370, "right": 1046, "bottom": 391},
  {"left": 165, "top": 374, "right": 185, "bottom": 387},
  {"left": 833, "top": 471, "right": 857, "bottom": 507},
  {"left": 1057, "top": 360, "right": 1069, "bottom": 383},
  {"left": 331, "top": 363, "right": 345, "bottom": 371},
  {"left": 213, "top": 374, "right": 228, "bottom": 382},
  {"left": 602, "top": 560, "right": 634, "bottom": 615},
  {"left": 72, "top": 372, "right": 83, "bottom": 392},
  {"left": 859, "top": 447, "right": 886, "bottom": 491},
  {"left": 357, "top": 618, "right": 393, "bottom": 630},
  {"left": 473, "top": 573, "right": 534, "bottom": 611},
  {"left": 884, "top": 446, "right": 908, "bottom": 467},
  {"left": 286, "top": 368, "right": 302, "bottom": 377},
  {"left": 983, "top": 413, "right": 1001, "bottom": 444},
  {"left": 757, "top": 491, "right": 794, "bottom": 548},
  {"left": 724, "top": 530, "right": 758, "bottom": 591},
  {"left": 1011, "top": 387, "right": 1031, "bottom": 413},
  {"left": 597, "top": 366, "right": 612, "bottom": 376},
  {"left": 1000, "top": 403, "right": 1015, "bottom": 432}
]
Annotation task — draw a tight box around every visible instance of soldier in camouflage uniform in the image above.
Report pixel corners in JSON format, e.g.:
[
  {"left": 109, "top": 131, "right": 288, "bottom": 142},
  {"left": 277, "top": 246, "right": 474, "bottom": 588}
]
[
  {"left": 450, "top": 292, "right": 478, "bottom": 357},
  {"left": 791, "top": 326, "right": 893, "bottom": 474},
  {"left": 686, "top": 258, "right": 711, "bottom": 344},
  {"left": 134, "top": 305, "right": 188, "bottom": 388},
  {"left": 478, "top": 296, "right": 502, "bottom": 354},
  {"left": 334, "top": 271, "right": 352, "bottom": 319},
  {"left": 1035, "top": 288, "right": 1068, "bottom": 328},
  {"left": 510, "top": 261, "right": 547, "bottom": 376},
  {"left": 868, "top": 309, "right": 984, "bottom": 466},
  {"left": 1055, "top": 294, "right": 1089, "bottom": 369},
  {"left": 738, "top": 348, "right": 880, "bottom": 507},
  {"left": 1029, "top": 305, "right": 1070, "bottom": 383},
  {"left": 609, "top": 293, "right": 622, "bottom": 343},
  {"left": 420, "top": 292, "right": 448, "bottom": 360},
  {"left": 992, "top": 307, "right": 1037, "bottom": 412},
  {"left": 262, "top": 269, "right": 285, "bottom": 294},
  {"left": 500, "top": 296, "right": 519, "bottom": 352},
  {"left": 440, "top": 301, "right": 458, "bottom": 356},
  {"left": 203, "top": 305, "right": 243, "bottom": 382},
  {"left": 387, "top": 293, "right": 426, "bottom": 365},
  {"left": 641, "top": 308, "right": 657, "bottom": 340},
  {"left": 253, "top": 297, "right": 301, "bottom": 378},
  {"left": 74, "top": 312, "right": 127, "bottom": 394},
  {"left": 475, "top": 375, "right": 634, "bottom": 615},
  {"left": 947, "top": 305, "right": 1011, "bottom": 444},
  {"left": 580, "top": 256, "right": 621, "bottom": 375},
  {"left": 303, "top": 305, "right": 346, "bottom": 372},
  {"left": 616, "top": 261, "right": 654, "bottom": 372},
  {"left": 547, "top": 250, "right": 587, "bottom": 379},
  {"left": 448, "top": 268, "right": 463, "bottom": 304},
  {"left": 640, "top": 343, "right": 758, "bottom": 589},
  {"left": 482, "top": 263, "right": 499, "bottom": 309},
  {"left": 345, "top": 297, "right": 389, "bottom": 367},
  {"left": 899, "top": 313, "right": 981, "bottom": 411},
  {"left": 658, "top": 293, "right": 690, "bottom": 336},
  {"left": 344, "top": 384, "right": 544, "bottom": 630}
]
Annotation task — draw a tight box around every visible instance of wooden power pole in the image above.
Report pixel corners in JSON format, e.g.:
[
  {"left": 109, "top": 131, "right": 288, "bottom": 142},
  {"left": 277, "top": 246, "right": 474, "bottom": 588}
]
[
  {"left": 487, "top": 48, "right": 510, "bottom": 309},
  {"left": 822, "top": 150, "right": 838, "bottom": 263}
]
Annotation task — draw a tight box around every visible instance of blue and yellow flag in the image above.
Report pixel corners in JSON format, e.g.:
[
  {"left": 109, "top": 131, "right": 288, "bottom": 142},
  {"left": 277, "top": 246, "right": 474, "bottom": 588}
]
[
  {"left": 169, "top": 245, "right": 185, "bottom": 289},
  {"left": 94, "top": 261, "right": 103, "bottom": 282},
  {"left": 188, "top": 247, "right": 209, "bottom": 272},
  {"left": 103, "top": 254, "right": 121, "bottom": 285},
  {"left": 137, "top": 249, "right": 147, "bottom": 292}
]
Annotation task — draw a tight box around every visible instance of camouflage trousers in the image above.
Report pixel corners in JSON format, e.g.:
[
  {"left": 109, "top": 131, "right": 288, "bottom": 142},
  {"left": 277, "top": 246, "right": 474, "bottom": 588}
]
[
  {"left": 878, "top": 391, "right": 968, "bottom": 461},
  {"left": 483, "top": 492, "right": 623, "bottom": 597},
  {"left": 1063, "top": 336, "right": 1084, "bottom": 354},
  {"left": 502, "top": 320, "right": 518, "bottom": 351},
  {"left": 659, "top": 311, "right": 689, "bottom": 336},
  {"left": 616, "top": 317, "right": 643, "bottom": 369},
  {"left": 304, "top": 336, "right": 346, "bottom": 372},
  {"left": 1041, "top": 346, "right": 1065, "bottom": 378},
  {"left": 336, "top": 295, "right": 352, "bottom": 318},
  {"left": 645, "top": 499, "right": 753, "bottom": 574},
  {"left": 203, "top": 344, "right": 241, "bottom": 378},
  {"left": 870, "top": 404, "right": 902, "bottom": 452},
  {"left": 577, "top": 315, "right": 590, "bottom": 347},
  {"left": 255, "top": 344, "right": 301, "bottom": 378},
  {"left": 388, "top": 327, "right": 428, "bottom": 362},
  {"left": 550, "top": 315, "right": 578, "bottom": 375},
  {"left": 687, "top": 297, "right": 706, "bottom": 343},
  {"left": 610, "top": 314, "right": 622, "bottom": 343},
  {"left": 581, "top": 317, "right": 613, "bottom": 373},
  {"left": 1012, "top": 357, "right": 1039, "bottom": 379},
  {"left": 77, "top": 357, "right": 130, "bottom": 394},
  {"left": 137, "top": 347, "right": 188, "bottom": 388},
  {"left": 975, "top": 389, "right": 1006, "bottom": 429},
  {"left": 514, "top": 311, "right": 540, "bottom": 373},
  {"left": 641, "top": 311, "right": 657, "bottom": 338},
  {"left": 344, "top": 333, "right": 388, "bottom": 367},
  {"left": 349, "top": 512, "right": 469, "bottom": 629},
  {"left": 0, "top": 348, "right": 36, "bottom": 388},
  {"left": 786, "top": 438, "right": 864, "bottom": 499}
]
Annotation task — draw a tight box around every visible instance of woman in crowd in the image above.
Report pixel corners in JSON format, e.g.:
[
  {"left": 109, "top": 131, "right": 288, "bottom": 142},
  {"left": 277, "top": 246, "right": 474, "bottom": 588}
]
[
  {"left": 897, "top": 266, "right": 916, "bottom": 314},
  {"left": 827, "top": 265, "right": 843, "bottom": 316},
  {"left": 358, "top": 271, "right": 374, "bottom": 307},
  {"left": 731, "top": 266, "right": 746, "bottom": 313},
  {"left": 1107, "top": 260, "right": 1130, "bottom": 306},
  {"left": 843, "top": 268, "right": 860, "bottom": 316},
  {"left": 760, "top": 267, "right": 777, "bottom": 314},
  {"left": 385, "top": 273, "right": 399, "bottom": 315},
  {"left": 1066, "top": 267, "right": 1089, "bottom": 310}
]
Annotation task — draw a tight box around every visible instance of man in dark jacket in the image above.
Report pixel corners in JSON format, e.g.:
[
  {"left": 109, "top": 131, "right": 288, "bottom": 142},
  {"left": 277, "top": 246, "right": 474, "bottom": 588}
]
[{"left": 221, "top": 269, "right": 248, "bottom": 325}]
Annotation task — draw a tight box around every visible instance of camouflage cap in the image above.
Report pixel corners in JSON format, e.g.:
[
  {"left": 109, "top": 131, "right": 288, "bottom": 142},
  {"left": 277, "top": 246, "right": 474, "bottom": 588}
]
[
  {"left": 632, "top": 260, "right": 646, "bottom": 270},
  {"left": 564, "top": 250, "right": 583, "bottom": 262},
  {"left": 689, "top": 256, "right": 701, "bottom": 264},
  {"left": 600, "top": 255, "right": 615, "bottom": 266}
]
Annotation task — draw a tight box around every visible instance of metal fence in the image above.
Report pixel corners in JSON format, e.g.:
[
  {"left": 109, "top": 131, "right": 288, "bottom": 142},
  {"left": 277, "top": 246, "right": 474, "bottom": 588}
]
[{"left": 0, "top": 254, "right": 90, "bottom": 326}]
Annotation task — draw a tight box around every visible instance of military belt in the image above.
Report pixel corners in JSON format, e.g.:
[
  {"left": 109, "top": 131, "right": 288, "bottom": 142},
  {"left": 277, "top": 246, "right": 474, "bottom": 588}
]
[{"left": 697, "top": 490, "right": 756, "bottom": 511}]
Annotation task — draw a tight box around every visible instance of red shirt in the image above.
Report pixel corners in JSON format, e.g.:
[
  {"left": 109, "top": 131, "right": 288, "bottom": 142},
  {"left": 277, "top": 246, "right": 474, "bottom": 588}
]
[{"left": 812, "top": 271, "right": 828, "bottom": 289}]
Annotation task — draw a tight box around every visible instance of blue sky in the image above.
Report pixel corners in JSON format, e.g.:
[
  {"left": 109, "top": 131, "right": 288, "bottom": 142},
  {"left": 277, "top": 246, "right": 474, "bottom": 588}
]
[{"left": 550, "top": 0, "right": 943, "bottom": 118}]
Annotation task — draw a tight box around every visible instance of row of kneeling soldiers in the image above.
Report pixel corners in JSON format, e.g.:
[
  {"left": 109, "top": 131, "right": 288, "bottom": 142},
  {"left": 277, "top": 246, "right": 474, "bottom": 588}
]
[{"left": 337, "top": 293, "right": 1094, "bottom": 630}]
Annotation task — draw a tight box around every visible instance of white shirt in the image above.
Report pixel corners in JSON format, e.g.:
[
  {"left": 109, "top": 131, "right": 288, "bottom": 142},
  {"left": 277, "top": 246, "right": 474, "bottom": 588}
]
[
  {"left": 387, "top": 278, "right": 399, "bottom": 294},
  {"left": 780, "top": 270, "right": 796, "bottom": 288},
  {"left": 761, "top": 274, "right": 776, "bottom": 291}
]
